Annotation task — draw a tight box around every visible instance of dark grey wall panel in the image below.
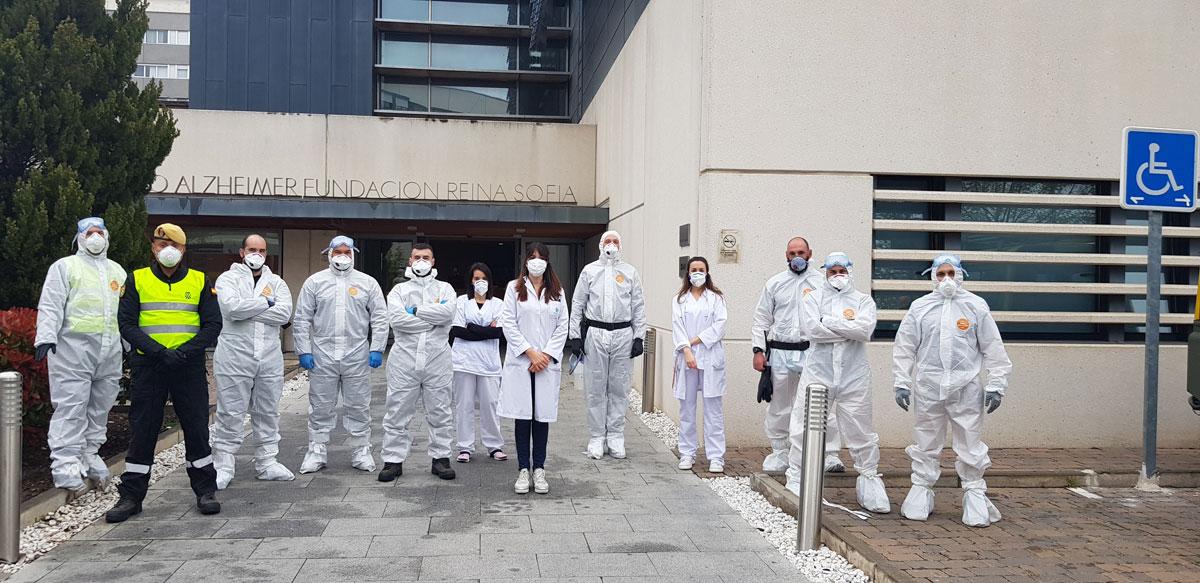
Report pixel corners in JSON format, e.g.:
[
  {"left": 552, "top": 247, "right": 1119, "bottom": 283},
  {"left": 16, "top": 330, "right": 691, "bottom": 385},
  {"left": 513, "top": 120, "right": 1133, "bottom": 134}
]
[
  {"left": 191, "top": 0, "right": 374, "bottom": 115},
  {"left": 571, "top": 0, "right": 648, "bottom": 121}
]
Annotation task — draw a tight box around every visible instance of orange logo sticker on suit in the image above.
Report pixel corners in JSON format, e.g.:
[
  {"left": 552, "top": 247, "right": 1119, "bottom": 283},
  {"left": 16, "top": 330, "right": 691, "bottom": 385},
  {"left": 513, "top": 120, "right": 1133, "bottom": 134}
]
[
  {"left": 956, "top": 318, "right": 970, "bottom": 331},
  {"left": 615, "top": 274, "right": 626, "bottom": 284},
  {"left": 262, "top": 285, "right": 273, "bottom": 297},
  {"left": 803, "top": 287, "right": 813, "bottom": 296},
  {"left": 109, "top": 280, "right": 119, "bottom": 292},
  {"left": 349, "top": 287, "right": 359, "bottom": 297},
  {"left": 843, "top": 308, "right": 856, "bottom": 320}
]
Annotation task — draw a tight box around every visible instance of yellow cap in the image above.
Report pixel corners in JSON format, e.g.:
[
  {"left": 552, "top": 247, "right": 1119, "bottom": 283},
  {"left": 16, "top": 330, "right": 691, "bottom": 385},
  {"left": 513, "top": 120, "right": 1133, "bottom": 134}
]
[{"left": 153, "top": 223, "right": 186, "bottom": 245}]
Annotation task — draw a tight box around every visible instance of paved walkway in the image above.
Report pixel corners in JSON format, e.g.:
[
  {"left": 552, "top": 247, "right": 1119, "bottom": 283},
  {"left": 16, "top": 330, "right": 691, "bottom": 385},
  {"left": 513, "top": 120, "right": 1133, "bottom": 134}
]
[{"left": 10, "top": 372, "right": 808, "bottom": 583}]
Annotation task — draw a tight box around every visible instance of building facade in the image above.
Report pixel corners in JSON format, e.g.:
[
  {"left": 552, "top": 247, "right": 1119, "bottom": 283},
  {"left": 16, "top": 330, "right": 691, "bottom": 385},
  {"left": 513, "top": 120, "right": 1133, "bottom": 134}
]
[
  {"left": 109, "top": 0, "right": 191, "bottom": 105},
  {"left": 154, "top": 0, "right": 1200, "bottom": 449}
]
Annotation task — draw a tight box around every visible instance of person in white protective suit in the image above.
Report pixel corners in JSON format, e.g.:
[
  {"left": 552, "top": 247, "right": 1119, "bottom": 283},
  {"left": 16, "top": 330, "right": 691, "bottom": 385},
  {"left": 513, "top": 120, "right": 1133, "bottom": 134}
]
[
  {"left": 671, "top": 257, "right": 728, "bottom": 474},
  {"left": 449, "top": 262, "right": 508, "bottom": 463},
  {"left": 379, "top": 243, "right": 458, "bottom": 482},
  {"left": 564, "top": 230, "right": 646, "bottom": 460},
  {"left": 786, "top": 252, "right": 890, "bottom": 513},
  {"left": 211, "top": 234, "right": 295, "bottom": 489},
  {"left": 750, "top": 236, "right": 845, "bottom": 474},
  {"left": 293, "top": 236, "right": 388, "bottom": 474},
  {"left": 893, "top": 254, "right": 1012, "bottom": 527},
  {"left": 34, "top": 217, "right": 127, "bottom": 491}
]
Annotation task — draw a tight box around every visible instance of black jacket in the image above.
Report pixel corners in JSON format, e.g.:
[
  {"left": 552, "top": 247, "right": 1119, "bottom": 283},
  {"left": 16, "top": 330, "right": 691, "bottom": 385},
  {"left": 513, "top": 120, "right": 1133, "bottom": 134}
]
[{"left": 118, "top": 262, "right": 222, "bottom": 368}]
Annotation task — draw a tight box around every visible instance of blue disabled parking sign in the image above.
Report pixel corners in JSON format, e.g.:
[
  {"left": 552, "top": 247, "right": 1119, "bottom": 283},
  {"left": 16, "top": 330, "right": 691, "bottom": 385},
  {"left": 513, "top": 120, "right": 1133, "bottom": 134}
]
[{"left": 1120, "top": 127, "right": 1198, "bottom": 212}]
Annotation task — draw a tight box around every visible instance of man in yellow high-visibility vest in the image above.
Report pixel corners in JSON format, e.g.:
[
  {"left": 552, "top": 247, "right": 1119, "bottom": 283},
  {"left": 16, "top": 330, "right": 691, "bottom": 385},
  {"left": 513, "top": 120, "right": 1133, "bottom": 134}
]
[{"left": 107, "top": 223, "right": 223, "bottom": 523}]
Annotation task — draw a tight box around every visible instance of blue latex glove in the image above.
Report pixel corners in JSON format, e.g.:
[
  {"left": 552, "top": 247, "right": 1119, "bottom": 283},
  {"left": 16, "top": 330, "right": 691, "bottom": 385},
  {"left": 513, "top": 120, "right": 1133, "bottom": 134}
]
[
  {"left": 440, "top": 299, "right": 448, "bottom": 304},
  {"left": 299, "top": 354, "right": 315, "bottom": 370},
  {"left": 266, "top": 297, "right": 276, "bottom": 308},
  {"left": 369, "top": 351, "right": 383, "bottom": 368},
  {"left": 406, "top": 306, "right": 416, "bottom": 315}
]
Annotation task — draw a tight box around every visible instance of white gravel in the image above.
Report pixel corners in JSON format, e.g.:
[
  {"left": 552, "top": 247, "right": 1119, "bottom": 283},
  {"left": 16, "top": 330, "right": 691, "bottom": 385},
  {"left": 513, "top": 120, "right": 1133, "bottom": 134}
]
[
  {"left": 282, "top": 370, "right": 308, "bottom": 394},
  {"left": 0, "top": 441, "right": 189, "bottom": 577},
  {"left": 629, "top": 388, "right": 871, "bottom": 583}
]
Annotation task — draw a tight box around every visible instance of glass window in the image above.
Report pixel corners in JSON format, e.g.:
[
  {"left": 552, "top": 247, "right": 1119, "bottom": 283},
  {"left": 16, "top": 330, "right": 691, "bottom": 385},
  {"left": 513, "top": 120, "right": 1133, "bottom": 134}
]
[
  {"left": 176, "top": 65, "right": 189, "bottom": 80},
  {"left": 520, "top": 38, "right": 568, "bottom": 71},
  {"left": 873, "top": 231, "right": 931, "bottom": 250},
  {"left": 381, "top": 0, "right": 430, "bottom": 20},
  {"left": 518, "top": 82, "right": 566, "bottom": 116},
  {"left": 431, "top": 0, "right": 519, "bottom": 25},
  {"left": 184, "top": 229, "right": 284, "bottom": 283},
  {"left": 520, "top": 0, "right": 569, "bottom": 27},
  {"left": 430, "top": 80, "right": 516, "bottom": 115},
  {"left": 959, "top": 178, "right": 1101, "bottom": 195},
  {"left": 134, "top": 64, "right": 147, "bottom": 78},
  {"left": 430, "top": 36, "right": 516, "bottom": 70},
  {"left": 380, "top": 32, "right": 428, "bottom": 67},
  {"left": 176, "top": 30, "right": 190, "bottom": 45},
  {"left": 143, "top": 29, "right": 169, "bottom": 44},
  {"left": 379, "top": 78, "right": 430, "bottom": 111},
  {"left": 150, "top": 65, "right": 169, "bottom": 79}
]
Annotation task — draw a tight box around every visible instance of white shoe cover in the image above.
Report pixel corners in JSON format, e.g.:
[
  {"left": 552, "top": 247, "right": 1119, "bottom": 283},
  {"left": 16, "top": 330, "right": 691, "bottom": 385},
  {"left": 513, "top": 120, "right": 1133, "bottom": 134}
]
[
  {"left": 350, "top": 445, "right": 377, "bottom": 472},
  {"left": 213, "top": 451, "right": 236, "bottom": 490},
  {"left": 299, "top": 443, "right": 327, "bottom": 474},
  {"left": 678, "top": 455, "right": 695, "bottom": 470},
  {"left": 824, "top": 454, "right": 846, "bottom": 473},
  {"left": 82, "top": 452, "right": 109, "bottom": 484},
  {"left": 784, "top": 478, "right": 801, "bottom": 497},
  {"left": 856, "top": 472, "right": 891, "bottom": 514},
  {"left": 256, "top": 459, "right": 296, "bottom": 482},
  {"left": 900, "top": 484, "right": 935, "bottom": 521},
  {"left": 586, "top": 438, "right": 604, "bottom": 460},
  {"left": 53, "top": 462, "right": 87, "bottom": 492},
  {"left": 962, "top": 488, "right": 1002, "bottom": 527},
  {"left": 762, "top": 449, "right": 789, "bottom": 473},
  {"left": 607, "top": 437, "right": 626, "bottom": 459}
]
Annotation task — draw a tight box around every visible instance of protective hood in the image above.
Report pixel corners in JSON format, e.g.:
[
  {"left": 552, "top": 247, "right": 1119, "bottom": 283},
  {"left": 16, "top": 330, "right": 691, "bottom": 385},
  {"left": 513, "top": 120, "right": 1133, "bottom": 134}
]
[
  {"left": 74, "top": 217, "right": 110, "bottom": 258},
  {"left": 404, "top": 265, "right": 439, "bottom": 281}
]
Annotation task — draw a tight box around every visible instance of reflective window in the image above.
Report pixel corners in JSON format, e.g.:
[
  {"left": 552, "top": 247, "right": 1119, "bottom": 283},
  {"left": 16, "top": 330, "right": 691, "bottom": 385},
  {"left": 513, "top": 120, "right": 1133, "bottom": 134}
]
[
  {"left": 518, "top": 83, "right": 566, "bottom": 116},
  {"left": 431, "top": 36, "right": 516, "bottom": 70},
  {"left": 379, "top": 78, "right": 430, "bottom": 111},
  {"left": 520, "top": 0, "right": 569, "bottom": 27},
  {"left": 430, "top": 80, "right": 516, "bottom": 115},
  {"left": 381, "top": 0, "right": 429, "bottom": 20},
  {"left": 520, "top": 38, "right": 568, "bottom": 71},
  {"left": 380, "top": 32, "right": 428, "bottom": 67},
  {"left": 185, "top": 229, "right": 284, "bottom": 282},
  {"left": 432, "top": 0, "right": 519, "bottom": 25},
  {"left": 960, "top": 178, "right": 1099, "bottom": 195}
]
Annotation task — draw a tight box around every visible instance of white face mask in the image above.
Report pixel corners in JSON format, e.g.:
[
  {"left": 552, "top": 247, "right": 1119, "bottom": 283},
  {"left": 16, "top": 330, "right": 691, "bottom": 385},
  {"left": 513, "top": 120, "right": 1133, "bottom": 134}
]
[
  {"left": 526, "top": 258, "right": 548, "bottom": 277},
  {"left": 411, "top": 259, "right": 433, "bottom": 277},
  {"left": 936, "top": 277, "right": 958, "bottom": 298},
  {"left": 243, "top": 252, "right": 265, "bottom": 271},
  {"left": 83, "top": 233, "right": 107, "bottom": 255},
  {"left": 688, "top": 272, "right": 707, "bottom": 288},
  {"left": 330, "top": 254, "right": 353, "bottom": 271},
  {"left": 473, "top": 280, "right": 489, "bottom": 297},
  {"left": 828, "top": 274, "right": 850, "bottom": 291},
  {"left": 157, "top": 245, "right": 182, "bottom": 268},
  {"left": 601, "top": 243, "right": 620, "bottom": 260}
]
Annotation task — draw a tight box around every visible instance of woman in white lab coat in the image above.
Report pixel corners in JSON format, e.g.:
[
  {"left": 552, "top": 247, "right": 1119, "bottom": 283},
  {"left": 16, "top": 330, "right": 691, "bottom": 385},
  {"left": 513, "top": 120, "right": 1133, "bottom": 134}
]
[
  {"left": 497, "top": 242, "right": 569, "bottom": 495},
  {"left": 449, "top": 262, "right": 507, "bottom": 463},
  {"left": 671, "top": 256, "right": 728, "bottom": 474}
]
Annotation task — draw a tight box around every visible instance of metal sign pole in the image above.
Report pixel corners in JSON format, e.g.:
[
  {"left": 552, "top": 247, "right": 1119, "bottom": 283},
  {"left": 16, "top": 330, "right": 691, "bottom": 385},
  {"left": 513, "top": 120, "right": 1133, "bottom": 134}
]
[
  {"left": 0, "top": 371, "right": 22, "bottom": 564},
  {"left": 1142, "top": 211, "right": 1163, "bottom": 481}
]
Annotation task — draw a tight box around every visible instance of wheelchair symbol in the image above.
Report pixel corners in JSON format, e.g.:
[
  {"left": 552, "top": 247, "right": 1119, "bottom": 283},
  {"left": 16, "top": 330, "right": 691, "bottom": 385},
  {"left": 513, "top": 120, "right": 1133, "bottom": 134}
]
[{"left": 1136, "top": 143, "right": 1184, "bottom": 196}]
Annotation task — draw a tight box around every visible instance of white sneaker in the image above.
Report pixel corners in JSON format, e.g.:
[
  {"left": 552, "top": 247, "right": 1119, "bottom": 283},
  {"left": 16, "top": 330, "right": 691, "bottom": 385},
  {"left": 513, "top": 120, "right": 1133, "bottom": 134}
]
[
  {"left": 607, "top": 437, "right": 626, "bottom": 459},
  {"left": 299, "top": 443, "right": 327, "bottom": 474},
  {"left": 514, "top": 469, "right": 531, "bottom": 494},
  {"left": 678, "top": 455, "right": 695, "bottom": 470},
  {"left": 824, "top": 454, "right": 846, "bottom": 473},
  {"left": 708, "top": 460, "right": 724, "bottom": 474},
  {"left": 586, "top": 438, "right": 604, "bottom": 460},
  {"left": 350, "top": 445, "right": 377, "bottom": 472},
  {"left": 533, "top": 468, "right": 550, "bottom": 494},
  {"left": 256, "top": 459, "right": 296, "bottom": 482},
  {"left": 213, "top": 452, "right": 236, "bottom": 490}
]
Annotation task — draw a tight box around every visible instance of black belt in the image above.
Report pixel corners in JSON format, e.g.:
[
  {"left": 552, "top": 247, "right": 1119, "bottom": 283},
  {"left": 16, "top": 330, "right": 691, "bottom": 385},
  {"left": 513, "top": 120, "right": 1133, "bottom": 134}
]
[
  {"left": 767, "top": 340, "right": 810, "bottom": 352},
  {"left": 582, "top": 318, "right": 632, "bottom": 331}
]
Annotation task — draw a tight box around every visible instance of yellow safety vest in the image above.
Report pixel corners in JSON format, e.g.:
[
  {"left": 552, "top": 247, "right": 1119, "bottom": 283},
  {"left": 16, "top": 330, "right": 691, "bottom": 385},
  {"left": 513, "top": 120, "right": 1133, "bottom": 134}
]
[
  {"left": 64, "top": 256, "right": 122, "bottom": 335},
  {"left": 134, "top": 266, "right": 205, "bottom": 350}
]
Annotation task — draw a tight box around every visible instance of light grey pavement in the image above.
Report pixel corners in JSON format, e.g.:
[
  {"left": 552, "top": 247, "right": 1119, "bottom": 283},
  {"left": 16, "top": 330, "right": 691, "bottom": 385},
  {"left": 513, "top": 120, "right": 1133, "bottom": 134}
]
[{"left": 9, "top": 369, "right": 808, "bottom": 582}]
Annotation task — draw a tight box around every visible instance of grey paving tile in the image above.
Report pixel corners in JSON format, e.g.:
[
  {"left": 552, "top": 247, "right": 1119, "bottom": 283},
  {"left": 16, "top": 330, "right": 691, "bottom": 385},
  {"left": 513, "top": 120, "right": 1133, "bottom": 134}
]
[
  {"left": 604, "top": 578, "right": 723, "bottom": 583},
  {"left": 480, "top": 532, "right": 589, "bottom": 554},
  {"left": 166, "top": 559, "right": 304, "bottom": 582},
  {"left": 646, "top": 552, "right": 775, "bottom": 577},
  {"left": 718, "top": 514, "right": 762, "bottom": 532},
  {"left": 639, "top": 473, "right": 704, "bottom": 485},
  {"left": 67, "top": 521, "right": 115, "bottom": 540},
  {"left": 292, "top": 557, "right": 422, "bottom": 582},
  {"left": 686, "top": 529, "right": 775, "bottom": 552},
  {"left": 366, "top": 533, "right": 480, "bottom": 557},
  {"left": 658, "top": 497, "right": 734, "bottom": 514},
  {"left": 158, "top": 486, "right": 348, "bottom": 504},
  {"left": 132, "top": 538, "right": 261, "bottom": 561},
  {"left": 39, "top": 539, "right": 151, "bottom": 562},
  {"left": 283, "top": 500, "right": 388, "bottom": 519},
  {"left": 35, "top": 560, "right": 182, "bottom": 583},
  {"left": 101, "top": 519, "right": 226, "bottom": 540},
  {"left": 624, "top": 514, "right": 739, "bottom": 532},
  {"left": 570, "top": 497, "right": 669, "bottom": 515},
  {"left": 535, "top": 552, "right": 655, "bottom": 578},
  {"left": 481, "top": 497, "right": 576, "bottom": 515},
  {"left": 1, "top": 559, "right": 61, "bottom": 583},
  {"left": 182, "top": 501, "right": 292, "bottom": 519},
  {"left": 382, "top": 495, "right": 480, "bottom": 517},
  {"left": 342, "top": 486, "right": 440, "bottom": 502},
  {"left": 481, "top": 579, "right": 599, "bottom": 583},
  {"left": 429, "top": 515, "right": 531, "bottom": 534},
  {"left": 211, "top": 518, "right": 331, "bottom": 539},
  {"left": 584, "top": 531, "right": 698, "bottom": 553},
  {"left": 418, "top": 553, "right": 539, "bottom": 579},
  {"left": 528, "top": 514, "right": 631, "bottom": 533},
  {"left": 249, "top": 536, "right": 372, "bottom": 559},
  {"left": 322, "top": 517, "right": 430, "bottom": 536}
]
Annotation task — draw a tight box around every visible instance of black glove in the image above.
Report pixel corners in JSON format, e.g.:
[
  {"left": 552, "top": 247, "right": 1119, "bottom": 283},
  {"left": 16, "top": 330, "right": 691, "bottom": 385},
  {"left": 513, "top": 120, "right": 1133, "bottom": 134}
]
[
  {"left": 34, "top": 343, "right": 56, "bottom": 362},
  {"left": 984, "top": 391, "right": 1002, "bottom": 414},
  {"left": 564, "top": 338, "right": 584, "bottom": 358},
  {"left": 159, "top": 348, "right": 188, "bottom": 367},
  {"left": 630, "top": 338, "right": 644, "bottom": 358},
  {"left": 757, "top": 367, "right": 773, "bottom": 403}
]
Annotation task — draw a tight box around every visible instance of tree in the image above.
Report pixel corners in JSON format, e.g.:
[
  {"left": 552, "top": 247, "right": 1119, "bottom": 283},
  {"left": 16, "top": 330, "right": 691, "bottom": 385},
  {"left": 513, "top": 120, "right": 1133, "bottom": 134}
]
[{"left": 0, "top": 0, "right": 177, "bottom": 308}]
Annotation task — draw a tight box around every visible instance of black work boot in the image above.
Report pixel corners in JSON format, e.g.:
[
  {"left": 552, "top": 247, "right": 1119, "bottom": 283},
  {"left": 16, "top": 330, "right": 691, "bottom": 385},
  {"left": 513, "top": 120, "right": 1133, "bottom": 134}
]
[
  {"left": 105, "top": 496, "right": 142, "bottom": 523},
  {"left": 431, "top": 458, "right": 456, "bottom": 480},
  {"left": 196, "top": 492, "right": 221, "bottom": 515},
  {"left": 378, "top": 462, "right": 404, "bottom": 482}
]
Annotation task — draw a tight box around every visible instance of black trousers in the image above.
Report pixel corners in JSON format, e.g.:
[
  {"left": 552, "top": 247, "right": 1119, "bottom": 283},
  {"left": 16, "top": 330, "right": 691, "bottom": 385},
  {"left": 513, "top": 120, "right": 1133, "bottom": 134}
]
[
  {"left": 117, "top": 362, "right": 216, "bottom": 501},
  {"left": 515, "top": 372, "right": 549, "bottom": 470}
]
